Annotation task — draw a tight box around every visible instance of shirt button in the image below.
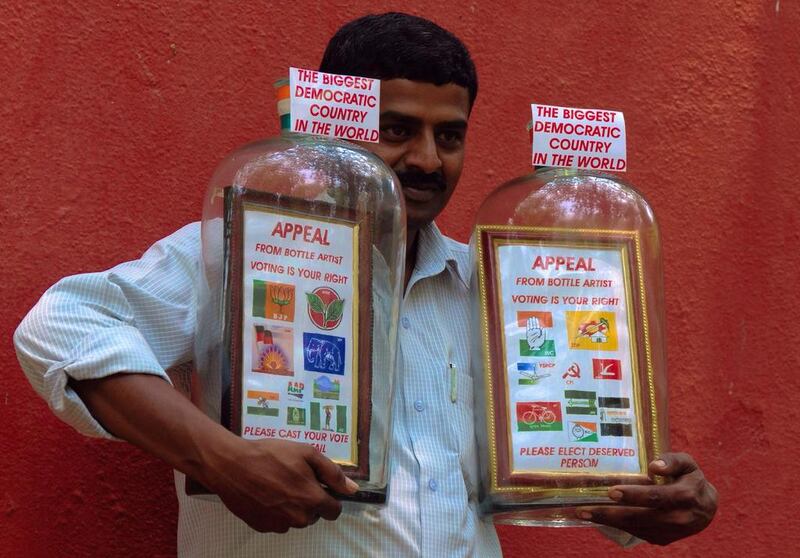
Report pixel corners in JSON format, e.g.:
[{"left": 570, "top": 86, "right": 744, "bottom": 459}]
[
  {"left": 414, "top": 400, "right": 425, "bottom": 412},
  {"left": 401, "top": 316, "right": 411, "bottom": 329},
  {"left": 428, "top": 479, "right": 438, "bottom": 492}
]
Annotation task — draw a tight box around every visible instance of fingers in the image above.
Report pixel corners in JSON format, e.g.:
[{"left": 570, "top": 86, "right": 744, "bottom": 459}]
[
  {"left": 607, "top": 453, "right": 713, "bottom": 514},
  {"left": 608, "top": 480, "right": 702, "bottom": 510},
  {"left": 649, "top": 452, "right": 699, "bottom": 478},
  {"left": 304, "top": 449, "right": 355, "bottom": 521},
  {"left": 217, "top": 440, "right": 350, "bottom": 533},
  {"left": 607, "top": 455, "right": 703, "bottom": 510},
  {"left": 577, "top": 504, "right": 659, "bottom": 527},
  {"left": 314, "top": 490, "right": 344, "bottom": 521},
  {"left": 578, "top": 453, "right": 717, "bottom": 545},
  {"left": 303, "top": 452, "right": 346, "bottom": 521},
  {"left": 262, "top": 486, "right": 342, "bottom": 530},
  {"left": 577, "top": 506, "right": 698, "bottom": 545},
  {"left": 306, "top": 446, "right": 358, "bottom": 495},
  {"left": 287, "top": 489, "right": 340, "bottom": 527},
  {"left": 252, "top": 481, "right": 341, "bottom": 530}
]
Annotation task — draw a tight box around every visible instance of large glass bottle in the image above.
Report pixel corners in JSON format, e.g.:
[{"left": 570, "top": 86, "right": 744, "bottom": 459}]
[
  {"left": 192, "top": 80, "right": 405, "bottom": 502},
  {"left": 471, "top": 167, "right": 669, "bottom": 525}
]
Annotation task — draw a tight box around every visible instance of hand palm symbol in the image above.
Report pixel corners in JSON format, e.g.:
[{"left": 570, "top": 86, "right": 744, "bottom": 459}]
[{"left": 526, "top": 317, "right": 546, "bottom": 350}]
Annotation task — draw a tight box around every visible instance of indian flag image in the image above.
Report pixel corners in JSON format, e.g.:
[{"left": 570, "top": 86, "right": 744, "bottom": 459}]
[{"left": 246, "top": 390, "right": 280, "bottom": 417}]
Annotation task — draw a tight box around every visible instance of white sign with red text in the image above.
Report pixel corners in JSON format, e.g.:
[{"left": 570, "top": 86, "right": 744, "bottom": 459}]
[
  {"left": 290, "top": 67, "right": 380, "bottom": 143},
  {"left": 240, "top": 205, "right": 359, "bottom": 465},
  {"left": 531, "top": 104, "right": 626, "bottom": 172},
  {"left": 494, "top": 241, "right": 643, "bottom": 475}
]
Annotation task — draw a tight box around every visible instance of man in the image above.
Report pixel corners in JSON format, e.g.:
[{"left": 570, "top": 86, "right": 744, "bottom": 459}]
[{"left": 14, "top": 12, "right": 716, "bottom": 557}]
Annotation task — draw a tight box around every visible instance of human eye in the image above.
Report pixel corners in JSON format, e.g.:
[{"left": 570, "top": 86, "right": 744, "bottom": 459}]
[
  {"left": 436, "top": 128, "right": 465, "bottom": 149},
  {"left": 380, "top": 123, "right": 412, "bottom": 143}
]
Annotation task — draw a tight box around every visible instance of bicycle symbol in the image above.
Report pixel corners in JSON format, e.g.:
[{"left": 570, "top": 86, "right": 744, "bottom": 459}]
[{"left": 521, "top": 404, "right": 556, "bottom": 426}]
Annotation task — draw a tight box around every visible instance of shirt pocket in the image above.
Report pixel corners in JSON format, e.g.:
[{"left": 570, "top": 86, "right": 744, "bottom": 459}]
[{"left": 446, "top": 357, "right": 479, "bottom": 499}]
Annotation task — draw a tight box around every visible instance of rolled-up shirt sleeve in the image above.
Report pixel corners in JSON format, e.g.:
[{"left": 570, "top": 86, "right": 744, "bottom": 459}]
[{"left": 13, "top": 222, "right": 201, "bottom": 439}]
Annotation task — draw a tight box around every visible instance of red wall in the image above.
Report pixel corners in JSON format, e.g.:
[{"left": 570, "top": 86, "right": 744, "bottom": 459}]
[{"left": 2, "top": 2, "right": 798, "bottom": 556}]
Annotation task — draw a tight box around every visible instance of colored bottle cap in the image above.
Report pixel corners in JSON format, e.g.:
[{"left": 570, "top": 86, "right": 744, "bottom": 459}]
[{"left": 274, "top": 77, "right": 290, "bottom": 129}]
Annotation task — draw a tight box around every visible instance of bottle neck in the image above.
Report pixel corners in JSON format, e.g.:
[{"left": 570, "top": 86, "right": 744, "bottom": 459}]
[{"left": 274, "top": 77, "right": 291, "bottom": 132}]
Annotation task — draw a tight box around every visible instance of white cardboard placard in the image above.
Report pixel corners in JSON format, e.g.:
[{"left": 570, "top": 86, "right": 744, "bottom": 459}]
[
  {"left": 531, "top": 104, "right": 627, "bottom": 172},
  {"left": 290, "top": 67, "right": 380, "bottom": 143}
]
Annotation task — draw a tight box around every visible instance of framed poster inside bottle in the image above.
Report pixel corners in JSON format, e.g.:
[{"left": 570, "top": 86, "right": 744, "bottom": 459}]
[
  {"left": 223, "top": 187, "right": 374, "bottom": 480},
  {"left": 475, "top": 225, "right": 662, "bottom": 497}
]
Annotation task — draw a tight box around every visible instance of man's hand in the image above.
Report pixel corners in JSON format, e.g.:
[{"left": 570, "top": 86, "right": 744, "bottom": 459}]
[
  {"left": 68, "top": 373, "right": 357, "bottom": 534},
  {"left": 204, "top": 437, "right": 358, "bottom": 533},
  {"left": 577, "top": 452, "right": 718, "bottom": 546}
]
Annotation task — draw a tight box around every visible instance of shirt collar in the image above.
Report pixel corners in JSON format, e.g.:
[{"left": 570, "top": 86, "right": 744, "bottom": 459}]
[{"left": 413, "top": 221, "right": 470, "bottom": 289}]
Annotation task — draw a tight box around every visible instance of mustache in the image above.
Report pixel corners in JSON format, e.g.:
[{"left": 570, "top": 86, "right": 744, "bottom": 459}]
[{"left": 396, "top": 170, "right": 446, "bottom": 191}]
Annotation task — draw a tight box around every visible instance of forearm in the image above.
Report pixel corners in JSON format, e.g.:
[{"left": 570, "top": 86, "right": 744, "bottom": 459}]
[
  {"left": 70, "top": 371, "right": 357, "bottom": 531},
  {"left": 69, "top": 372, "right": 235, "bottom": 486}
]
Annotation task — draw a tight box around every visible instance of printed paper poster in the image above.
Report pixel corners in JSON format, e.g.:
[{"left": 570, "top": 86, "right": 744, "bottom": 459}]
[
  {"left": 240, "top": 204, "right": 359, "bottom": 465},
  {"left": 494, "top": 240, "right": 644, "bottom": 475}
]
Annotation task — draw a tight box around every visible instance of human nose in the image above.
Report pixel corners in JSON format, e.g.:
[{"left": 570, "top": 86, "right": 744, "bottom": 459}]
[{"left": 404, "top": 130, "right": 442, "bottom": 174}]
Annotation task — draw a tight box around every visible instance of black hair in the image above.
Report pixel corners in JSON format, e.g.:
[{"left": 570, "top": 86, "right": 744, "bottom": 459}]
[{"left": 319, "top": 12, "right": 478, "bottom": 108}]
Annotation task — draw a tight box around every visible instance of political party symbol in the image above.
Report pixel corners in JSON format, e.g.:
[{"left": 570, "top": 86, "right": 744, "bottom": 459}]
[
  {"left": 252, "top": 280, "right": 296, "bottom": 322},
  {"left": 246, "top": 390, "right": 279, "bottom": 417},
  {"left": 516, "top": 402, "right": 563, "bottom": 432},
  {"left": 517, "top": 311, "right": 556, "bottom": 357},
  {"left": 517, "top": 362, "right": 551, "bottom": 385},
  {"left": 287, "top": 381, "right": 305, "bottom": 400},
  {"left": 569, "top": 421, "right": 599, "bottom": 442},
  {"left": 306, "top": 286, "right": 345, "bottom": 330},
  {"left": 562, "top": 362, "right": 581, "bottom": 380},
  {"left": 599, "top": 396, "right": 633, "bottom": 436},
  {"left": 565, "top": 390, "right": 597, "bottom": 415},
  {"left": 593, "top": 358, "right": 622, "bottom": 380},
  {"left": 286, "top": 406, "right": 306, "bottom": 426},
  {"left": 303, "top": 333, "right": 346, "bottom": 375},
  {"left": 310, "top": 402, "right": 347, "bottom": 433},
  {"left": 253, "top": 326, "right": 294, "bottom": 376},
  {"left": 566, "top": 311, "right": 619, "bottom": 351},
  {"left": 313, "top": 374, "right": 341, "bottom": 400}
]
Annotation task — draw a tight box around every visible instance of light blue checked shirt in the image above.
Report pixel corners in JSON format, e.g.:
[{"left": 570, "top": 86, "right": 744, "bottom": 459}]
[{"left": 15, "top": 220, "right": 504, "bottom": 557}]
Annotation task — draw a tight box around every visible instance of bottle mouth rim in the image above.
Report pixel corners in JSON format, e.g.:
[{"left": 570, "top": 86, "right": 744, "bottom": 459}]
[{"left": 275, "top": 77, "right": 291, "bottom": 129}]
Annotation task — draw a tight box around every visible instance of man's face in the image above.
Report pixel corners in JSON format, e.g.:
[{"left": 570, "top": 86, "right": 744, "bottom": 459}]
[{"left": 358, "top": 79, "right": 470, "bottom": 232}]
